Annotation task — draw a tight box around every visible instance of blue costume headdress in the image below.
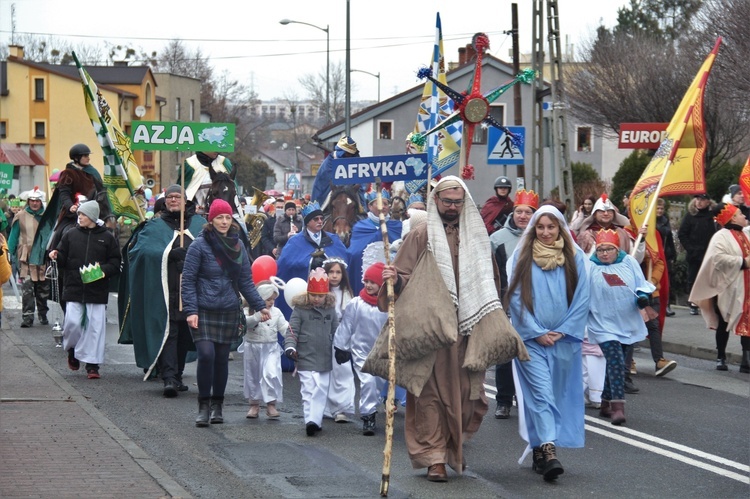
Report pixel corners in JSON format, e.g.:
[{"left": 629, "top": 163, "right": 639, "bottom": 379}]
[
  {"left": 365, "top": 189, "right": 391, "bottom": 205},
  {"left": 407, "top": 193, "right": 425, "bottom": 208},
  {"left": 301, "top": 201, "right": 324, "bottom": 225}
]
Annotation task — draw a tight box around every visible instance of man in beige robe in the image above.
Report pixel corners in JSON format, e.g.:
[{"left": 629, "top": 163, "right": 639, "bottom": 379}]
[
  {"left": 379, "top": 176, "right": 526, "bottom": 482},
  {"left": 689, "top": 202, "right": 750, "bottom": 371}
]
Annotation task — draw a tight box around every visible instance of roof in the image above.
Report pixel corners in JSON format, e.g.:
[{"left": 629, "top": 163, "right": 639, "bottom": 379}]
[
  {"left": 0, "top": 144, "right": 47, "bottom": 166},
  {"left": 313, "top": 54, "right": 524, "bottom": 142},
  {"left": 5, "top": 56, "right": 152, "bottom": 98}
]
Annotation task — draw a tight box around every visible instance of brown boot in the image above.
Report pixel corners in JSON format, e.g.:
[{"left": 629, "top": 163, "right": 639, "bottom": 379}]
[
  {"left": 599, "top": 400, "right": 612, "bottom": 418},
  {"left": 610, "top": 400, "right": 626, "bottom": 426}
]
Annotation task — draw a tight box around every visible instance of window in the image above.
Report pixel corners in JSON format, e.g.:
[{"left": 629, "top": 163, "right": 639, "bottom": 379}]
[
  {"left": 33, "top": 121, "right": 46, "bottom": 138},
  {"left": 175, "top": 97, "right": 181, "bottom": 120},
  {"left": 145, "top": 83, "right": 152, "bottom": 107},
  {"left": 190, "top": 99, "right": 195, "bottom": 121},
  {"left": 378, "top": 120, "right": 394, "bottom": 140},
  {"left": 472, "top": 103, "right": 505, "bottom": 144},
  {"left": 577, "top": 126, "right": 592, "bottom": 152},
  {"left": 34, "top": 78, "right": 45, "bottom": 101},
  {"left": 0, "top": 121, "right": 6, "bottom": 138}
]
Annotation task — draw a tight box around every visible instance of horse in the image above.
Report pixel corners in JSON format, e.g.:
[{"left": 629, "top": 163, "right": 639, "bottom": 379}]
[
  {"left": 322, "top": 185, "right": 365, "bottom": 247},
  {"left": 389, "top": 195, "right": 407, "bottom": 221}
]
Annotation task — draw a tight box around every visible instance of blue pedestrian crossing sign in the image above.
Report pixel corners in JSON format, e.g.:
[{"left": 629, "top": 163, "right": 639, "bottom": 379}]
[
  {"left": 286, "top": 173, "right": 301, "bottom": 189},
  {"left": 488, "top": 126, "right": 525, "bottom": 165}
]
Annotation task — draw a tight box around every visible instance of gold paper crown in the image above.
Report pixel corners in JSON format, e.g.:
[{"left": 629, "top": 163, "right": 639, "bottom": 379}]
[{"left": 79, "top": 263, "right": 104, "bottom": 284}]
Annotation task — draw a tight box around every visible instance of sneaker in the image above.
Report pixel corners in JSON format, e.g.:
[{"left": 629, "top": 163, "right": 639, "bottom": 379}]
[
  {"left": 689, "top": 305, "right": 700, "bottom": 315},
  {"left": 67, "top": 349, "right": 80, "bottom": 371},
  {"left": 86, "top": 368, "right": 100, "bottom": 379},
  {"left": 716, "top": 358, "right": 728, "bottom": 371},
  {"left": 655, "top": 358, "right": 677, "bottom": 377},
  {"left": 630, "top": 360, "right": 637, "bottom": 375},
  {"left": 39, "top": 316, "right": 49, "bottom": 326},
  {"left": 334, "top": 413, "right": 349, "bottom": 423},
  {"left": 494, "top": 405, "right": 511, "bottom": 419},
  {"left": 665, "top": 306, "right": 675, "bottom": 317}
]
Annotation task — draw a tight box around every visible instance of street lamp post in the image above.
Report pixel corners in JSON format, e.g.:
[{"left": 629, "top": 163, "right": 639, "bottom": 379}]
[
  {"left": 350, "top": 69, "right": 380, "bottom": 102},
  {"left": 279, "top": 18, "right": 330, "bottom": 124}
]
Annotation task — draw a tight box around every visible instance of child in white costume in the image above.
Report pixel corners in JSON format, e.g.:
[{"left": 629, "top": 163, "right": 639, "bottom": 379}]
[
  {"left": 333, "top": 262, "right": 388, "bottom": 436},
  {"left": 243, "top": 280, "right": 288, "bottom": 419},
  {"left": 322, "top": 257, "right": 356, "bottom": 422}
]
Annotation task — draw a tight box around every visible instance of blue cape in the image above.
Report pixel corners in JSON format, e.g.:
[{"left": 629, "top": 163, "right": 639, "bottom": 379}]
[{"left": 346, "top": 218, "right": 402, "bottom": 295}]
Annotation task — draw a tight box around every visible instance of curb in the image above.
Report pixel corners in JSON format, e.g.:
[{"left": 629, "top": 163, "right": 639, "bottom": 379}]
[
  {"left": 637, "top": 339, "right": 742, "bottom": 366},
  {"left": 3, "top": 330, "right": 192, "bottom": 499}
]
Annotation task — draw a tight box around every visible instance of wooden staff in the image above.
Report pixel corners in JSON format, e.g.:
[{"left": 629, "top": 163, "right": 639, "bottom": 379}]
[
  {"left": 178, "top": 154, "right": 186, "bottom": 311},
  {"left": 375, "top": 179, "right": 397, "bottom": 497}
]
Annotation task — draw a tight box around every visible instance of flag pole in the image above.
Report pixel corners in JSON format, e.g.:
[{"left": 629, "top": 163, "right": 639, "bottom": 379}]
[
  {"left": 73, "top": 52, "right": 145, "bottom": 221},
  {"left": 375, "top": 178, "right": 397, "bottom": 497},
  {"left": 630, "top": 98, "right": 696, "bottom": 255},
  {"left": 179, "top": 152, "right": 186, "bottom": 312}
]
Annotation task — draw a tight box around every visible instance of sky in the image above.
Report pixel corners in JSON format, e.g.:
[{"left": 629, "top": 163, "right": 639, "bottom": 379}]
[{"left": 1, "top": 0, "right": 629, "bottom": 102}]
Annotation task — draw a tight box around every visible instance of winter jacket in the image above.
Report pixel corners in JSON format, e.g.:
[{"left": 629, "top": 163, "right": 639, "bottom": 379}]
[
  {"left": 273, "top": 214, "right": 303, "bottom": 247},
  {"left": 656, "top": 214, "right": 677, "bottom": 262},
  {"left": 56, "top": 223, "right": 121, "bottom": 304},
  {"left": 181, "top": 231, "right": 266, "bottom": 315},
  {"left": 246, "top": 306, "right": 288, "bottom": 343},
  {"left": 260, "top": 214, "right": 278, "bottom": 256},
  {"left": 678, "top": 199, "right": 718, "bottom": 262},
  {"left": 285, "top": 293, "right": 338, "bottom": 372}
]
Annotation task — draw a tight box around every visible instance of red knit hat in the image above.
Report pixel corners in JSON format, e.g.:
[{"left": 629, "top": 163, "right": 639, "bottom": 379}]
[
  {"left": 363, "top": 262, "right": 385, "bottom": 287},
  {"left": 208, "top": 199, "right": 233, "bottom": 221}
]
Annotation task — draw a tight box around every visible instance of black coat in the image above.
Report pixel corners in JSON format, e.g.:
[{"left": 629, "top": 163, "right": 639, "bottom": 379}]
[
  {"left": 56, "top": 223, "right": 121, "bottom": 304},
  {"left": 678, "top": 203, "right": 717, "bottom": 262},
  {"left": 656, "top": 214, "right": 676, "bottom": 262}
]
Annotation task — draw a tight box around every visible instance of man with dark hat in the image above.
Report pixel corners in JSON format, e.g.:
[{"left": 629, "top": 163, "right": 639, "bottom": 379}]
[
  {"left": 273, "top": 200, "right": 303, "bottom": 256},
  {"left": 118, "top": 184, "right": 206, "bottom": 396},
  {"left": 678, "top": 193, "right": 717, "bottom": 315}
]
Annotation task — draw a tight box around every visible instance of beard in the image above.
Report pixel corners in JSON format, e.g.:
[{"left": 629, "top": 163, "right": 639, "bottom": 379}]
[{"left": 440, "top": 211, "right": 459, "bottom": 222}]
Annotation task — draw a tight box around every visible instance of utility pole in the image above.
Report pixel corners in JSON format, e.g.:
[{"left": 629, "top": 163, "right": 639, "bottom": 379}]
[
  {"left": 530, "top": 0, "right": 573, "bottom": 211},
  {"left": 511, "top": 3, "right": 524, "bottom": 186}
]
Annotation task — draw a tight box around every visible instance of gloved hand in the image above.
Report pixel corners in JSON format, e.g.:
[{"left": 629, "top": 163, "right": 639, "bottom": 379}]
[
  {"left": 636, "top": 294, "right": 650, "bottom": 309},
  {"left": 285, "top": 348, "right": 298, "bottom": 361},
  {"left": 334, "top": 347, "right": 351, "bottom": 365}
]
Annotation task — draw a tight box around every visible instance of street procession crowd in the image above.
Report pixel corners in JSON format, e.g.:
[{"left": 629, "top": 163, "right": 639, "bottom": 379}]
[{"left": 3, "top": 134, "right": 749, "bottom": 485}]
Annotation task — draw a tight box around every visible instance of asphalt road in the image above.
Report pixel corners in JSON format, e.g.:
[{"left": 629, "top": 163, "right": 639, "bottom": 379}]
[{"left": 8, "top": 294, "right": 749, "bottom": 498}]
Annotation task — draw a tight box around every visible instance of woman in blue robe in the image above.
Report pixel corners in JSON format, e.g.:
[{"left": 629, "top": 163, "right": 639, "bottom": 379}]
[{"left": 507, "top": 205, "right": 590, "bottom": 482}]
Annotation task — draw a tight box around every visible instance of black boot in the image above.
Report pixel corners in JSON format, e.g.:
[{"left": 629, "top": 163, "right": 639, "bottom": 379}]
[
  {"left": 531, "top": 446, "right": 545, "bottom": 474},
  {"left": 740, "top": 351, "right": 750, "bottom": 374},
  {"left": 195, "top": 398, "right": 210, "bottom": 427},
  {"left": 362, "top": 413, "right": 376, "bottom": 436},
  {"left": 540, "top": 442, "right": 564, "bottom": 481},
  {"left": 210, "top": 397, "right": 224, "bottom": 424}
]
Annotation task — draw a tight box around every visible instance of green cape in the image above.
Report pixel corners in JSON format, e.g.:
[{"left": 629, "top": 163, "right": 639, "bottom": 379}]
[{"left": 118, "top": 213, "right": 206, "bottom": 380}]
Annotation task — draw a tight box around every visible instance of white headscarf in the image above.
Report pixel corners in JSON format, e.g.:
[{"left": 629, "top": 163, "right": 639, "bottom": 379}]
[{"left": 426, "top": 176, "right": 502, "bottom": 336}]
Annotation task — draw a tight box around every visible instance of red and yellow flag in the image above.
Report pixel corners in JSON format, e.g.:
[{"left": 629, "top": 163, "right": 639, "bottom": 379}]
[
  {"left": 629, "top": 38, "right": 721, "bottom": 253},
  {"left": 740, "top": 155, "right": 750, "bottom": 202}
]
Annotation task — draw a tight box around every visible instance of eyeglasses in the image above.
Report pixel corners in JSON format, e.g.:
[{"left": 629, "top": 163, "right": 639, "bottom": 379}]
[
  {"left": 166, "top": 195, "right": 183, "bottom": 200},
  {"left": 311, "top": 216, "right": 324, "bottom": 221},
  {"left": 437, "top": 197, "right": 465, "bottom": 207},
  {"left": 595, "top": 247, "right": 618, "bottom": 254}
]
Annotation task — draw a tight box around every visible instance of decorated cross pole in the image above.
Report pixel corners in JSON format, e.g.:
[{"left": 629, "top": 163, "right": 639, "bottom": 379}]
[{"left": 375, "top": 178, "right": 397, "bottom": 497}]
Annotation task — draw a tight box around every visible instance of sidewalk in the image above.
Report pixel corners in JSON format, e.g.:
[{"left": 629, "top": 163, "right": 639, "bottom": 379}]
[
  {"left": 652, "top": 305, "right": 744, "bottom": 366},
  {"left": 0, "top": 328, "right": 190, "bottom": 498}
]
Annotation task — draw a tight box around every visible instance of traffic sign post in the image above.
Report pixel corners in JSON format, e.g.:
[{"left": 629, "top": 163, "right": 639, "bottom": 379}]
[{"left": 487, "top": 126, "right": 525, "bottom": 165}]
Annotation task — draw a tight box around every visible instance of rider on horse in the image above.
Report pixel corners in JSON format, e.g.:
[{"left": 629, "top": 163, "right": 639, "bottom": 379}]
[
  {"left": 182, "top": 151, "right": 237, "bottom": 215},
  {"left": 312, "top": 136, "right": 367, "bottom": 211}
]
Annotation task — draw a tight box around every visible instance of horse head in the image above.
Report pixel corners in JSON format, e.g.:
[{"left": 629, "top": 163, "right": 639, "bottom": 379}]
[{"left": 322, "top": 185, "right": 364, "bottom": 247}]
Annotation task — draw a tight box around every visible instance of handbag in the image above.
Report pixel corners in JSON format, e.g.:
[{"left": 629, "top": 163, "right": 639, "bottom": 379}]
[{"left": 387, "top": 248, "right": 458, "bottom": 360}]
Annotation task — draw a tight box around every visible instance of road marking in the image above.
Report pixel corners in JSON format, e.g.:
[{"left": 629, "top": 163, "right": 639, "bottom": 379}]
[{"left": 484, "top": 383, "right": 749, "bottom": 484}]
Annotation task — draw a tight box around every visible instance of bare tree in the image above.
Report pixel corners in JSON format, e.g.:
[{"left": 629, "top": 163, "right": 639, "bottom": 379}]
[{"left": 298, "top": 61, "right": 347, "bottom": 122}]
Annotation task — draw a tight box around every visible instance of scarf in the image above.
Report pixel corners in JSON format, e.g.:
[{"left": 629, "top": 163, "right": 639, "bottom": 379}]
[
  {"left": 359, "top": 287, "right": 379, "bottom": 306},
  {"left": 203, "top": 225, "right": 243, "bottom": 276},
  {"left": 532, "top": 237, "right": 565, "bottom": 270},
  {"left": 427, "top": 176, "right": 502, "bottom": 336}
]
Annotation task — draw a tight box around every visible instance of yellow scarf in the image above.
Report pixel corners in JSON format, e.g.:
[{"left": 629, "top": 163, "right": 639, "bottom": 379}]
[{"left": 533, "top": 238, "right": 565, "bottom": 270}]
